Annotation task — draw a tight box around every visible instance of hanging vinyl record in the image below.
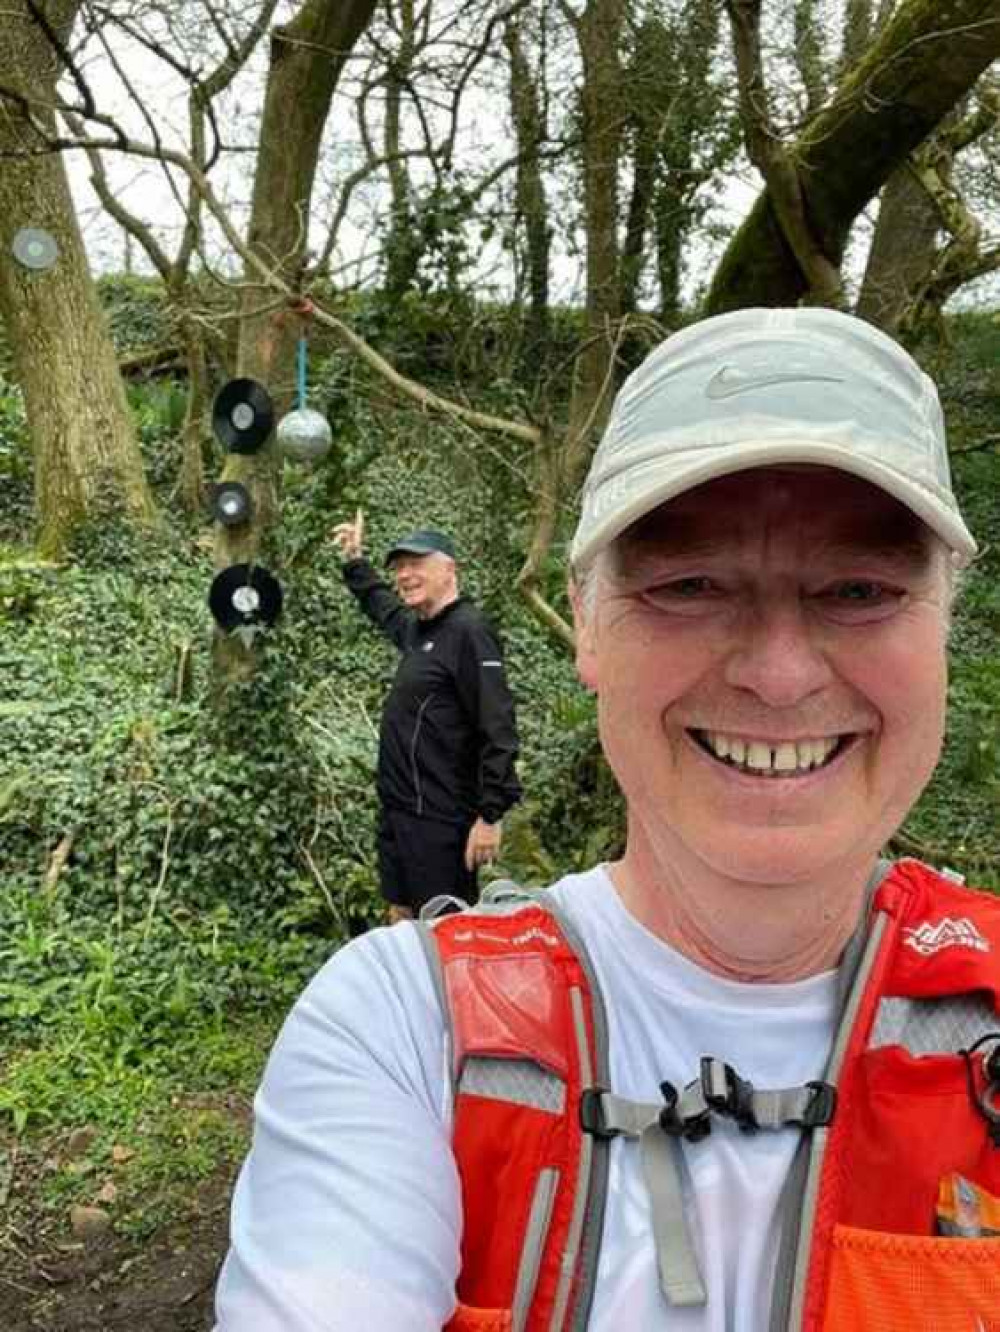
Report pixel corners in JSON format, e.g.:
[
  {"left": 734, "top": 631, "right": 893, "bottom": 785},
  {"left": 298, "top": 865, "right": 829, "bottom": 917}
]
[
  {"left": 208, "top": 563, "right": 283, "bottom": 632},
  {"left": 12, "top": 227, "right": 59, "bottom": 271},
  {"left": 212, "top": 378, "right": 275, "bottom": 454},
  {"left": 209, "top": 481, "right": 253, "bottom": 527}
]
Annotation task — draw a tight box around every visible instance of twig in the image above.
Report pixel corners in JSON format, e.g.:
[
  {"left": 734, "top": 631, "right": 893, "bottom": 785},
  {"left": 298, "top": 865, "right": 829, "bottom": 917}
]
[
  {"left": 41, "top": 831, "right": 74, "bottom": 898},
  {"left": 142, "top": 805, "right": 175, "bottom": 941},
  {"left": 298, "top": 842, "right": 342, "bottom": 928}
]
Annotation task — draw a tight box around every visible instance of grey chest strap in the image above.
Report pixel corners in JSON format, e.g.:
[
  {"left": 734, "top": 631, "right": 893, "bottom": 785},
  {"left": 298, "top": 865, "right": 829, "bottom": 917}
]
[{"left": 580, "top": 1058, "right": 837, "bottom": 1310}]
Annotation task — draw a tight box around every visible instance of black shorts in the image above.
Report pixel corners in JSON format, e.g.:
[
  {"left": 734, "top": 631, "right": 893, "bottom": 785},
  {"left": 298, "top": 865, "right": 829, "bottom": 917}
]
[{"left": 376, "top": 807, "right": 478, "bottom": 913}]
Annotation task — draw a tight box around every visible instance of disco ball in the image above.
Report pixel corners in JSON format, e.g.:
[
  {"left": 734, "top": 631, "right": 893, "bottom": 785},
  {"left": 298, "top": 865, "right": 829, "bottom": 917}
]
[{"left": 276, "top": 407, "right": 333, "bottom": 463}]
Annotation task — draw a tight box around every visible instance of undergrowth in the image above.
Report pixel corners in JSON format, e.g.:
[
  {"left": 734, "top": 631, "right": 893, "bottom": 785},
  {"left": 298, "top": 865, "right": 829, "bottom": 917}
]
[{"left": 1, "top": 290, "right": 998, "bottom": 1249}]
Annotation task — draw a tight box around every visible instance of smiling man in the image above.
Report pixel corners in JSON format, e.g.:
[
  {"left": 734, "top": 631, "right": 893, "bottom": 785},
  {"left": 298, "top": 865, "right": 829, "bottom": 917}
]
[
  {"left": 331, "top": 514, "right": 521, "bottom": 922},
  {"left": 574, "top": 465, "right": 951, "bottom": 978},
  {"left": 215, "top": 309, "right": 1000, "bottom": 1331}
]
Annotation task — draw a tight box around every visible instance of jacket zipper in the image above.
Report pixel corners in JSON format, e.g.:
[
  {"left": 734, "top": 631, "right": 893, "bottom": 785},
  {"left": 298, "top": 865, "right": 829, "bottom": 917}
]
[{"left": 409, "top": 696, "right": 431, "bottom": 815}]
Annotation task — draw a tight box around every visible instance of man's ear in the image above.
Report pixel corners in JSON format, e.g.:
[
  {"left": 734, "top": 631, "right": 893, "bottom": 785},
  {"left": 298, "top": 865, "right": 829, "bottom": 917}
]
[{"left": 568, "top": 578, "right": 599, "bottom": 692}]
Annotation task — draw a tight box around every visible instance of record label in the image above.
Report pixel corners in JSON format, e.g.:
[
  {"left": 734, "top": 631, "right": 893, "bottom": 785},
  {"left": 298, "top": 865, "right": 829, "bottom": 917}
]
[
  {"left": 232, "top": 586, "right": 261, "bottom": 615},
  {"left": 12, "top": 227, "right": 59, "bottom": 271},
  {"left": 210, "top": 481, "right": 253, "bottom": 527}
]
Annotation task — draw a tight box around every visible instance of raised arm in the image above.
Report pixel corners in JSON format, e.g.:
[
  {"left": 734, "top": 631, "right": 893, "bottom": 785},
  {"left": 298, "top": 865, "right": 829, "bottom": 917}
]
[{"left": 333, "top": 509, "right": 413, "bottom": 650}]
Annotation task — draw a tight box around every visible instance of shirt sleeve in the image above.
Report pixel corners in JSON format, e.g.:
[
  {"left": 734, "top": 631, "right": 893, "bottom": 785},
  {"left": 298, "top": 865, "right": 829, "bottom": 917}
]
[
  {"left": 213, "top": 926, "right": 461, "bottom": 1332},
  {"left": 453, "top": 615, "right": 523, "bottom": 824},
  {"left": 342, "top": 558, "right": 413, "bottom": 650}
]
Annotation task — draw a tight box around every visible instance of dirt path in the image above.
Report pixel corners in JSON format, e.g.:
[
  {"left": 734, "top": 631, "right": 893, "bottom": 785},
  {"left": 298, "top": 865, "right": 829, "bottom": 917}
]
[{"left": 4, "top": 1167, "right": 232, "bottom": 1332}]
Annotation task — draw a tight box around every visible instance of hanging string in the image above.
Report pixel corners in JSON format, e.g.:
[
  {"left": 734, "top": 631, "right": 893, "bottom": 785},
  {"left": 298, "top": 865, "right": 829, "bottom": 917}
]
[{"left": 296, "top": 333, "right": 308, "bottom": 411}]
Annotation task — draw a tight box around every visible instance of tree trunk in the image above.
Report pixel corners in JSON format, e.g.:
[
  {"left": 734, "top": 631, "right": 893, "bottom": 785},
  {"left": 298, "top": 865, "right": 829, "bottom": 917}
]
[
  {"left": 619, "top": 17, "right": 664, "bottom": 316},
  {"left": 215, "top": 0, "right": 377, "bottom": 683},
  {"left": 239, "top": 0, "right": 378, "bottom": 393},
  {"left": 794, "top": 0, "right": 827, "bottom": 114},
  {"left": 566, "top": 0, "right": 627, "bottom": 466},
  {"left": 840, "top": 0, "right": 874, "bottom": 74},
  {"left": 707, "top": 0, "right": 1000, "bottom": 312},
  {"left": 504, "top": 16, "right": 552, "bottom": 373},
  {"left": 653, "top": 182, "right": 693, "bottom": 321},
  {"left": 856, "top": 165, "right": 940, "bottom": 330},
  {"left": 651, "top": 0, "right": 729, "bottom": 321},
  {"left": 177, "top": 310, "right": 211, "bottom": 512},
  {"left": 0, "top": 1, "right": 156, "bottom": 557},
  {"left": 384, "top": 0, "right": 420, "bottom": 298}
]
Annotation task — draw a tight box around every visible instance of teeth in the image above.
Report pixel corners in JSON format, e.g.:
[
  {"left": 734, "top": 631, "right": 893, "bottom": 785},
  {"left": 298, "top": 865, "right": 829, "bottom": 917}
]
[
  {"left": 773, "top": 742, "right": 798, "bottom": 772},
  {"left": 700, "top": 731, "right": 842, "bottom": 775},
  {"left": 747, "top": 741, "right": 772, "bottom": 771}
]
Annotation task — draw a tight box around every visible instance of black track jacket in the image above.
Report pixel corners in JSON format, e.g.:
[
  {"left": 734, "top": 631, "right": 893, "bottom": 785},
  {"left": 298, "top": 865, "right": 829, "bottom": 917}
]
[{"left": 343, "top": 559, "right": 522, "bottom": 826}]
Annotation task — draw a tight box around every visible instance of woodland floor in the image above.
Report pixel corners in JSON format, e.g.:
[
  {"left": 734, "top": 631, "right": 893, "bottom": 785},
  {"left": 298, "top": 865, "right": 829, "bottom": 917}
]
[{"left": 1, "top": 1105, "right": 247, "bottom": 1332}]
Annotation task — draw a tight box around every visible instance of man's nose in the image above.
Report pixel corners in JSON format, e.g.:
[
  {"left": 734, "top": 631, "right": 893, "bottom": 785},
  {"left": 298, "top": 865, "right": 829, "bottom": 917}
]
[{"left": 722, "top": 599, "right": 834, "bottom": 707}]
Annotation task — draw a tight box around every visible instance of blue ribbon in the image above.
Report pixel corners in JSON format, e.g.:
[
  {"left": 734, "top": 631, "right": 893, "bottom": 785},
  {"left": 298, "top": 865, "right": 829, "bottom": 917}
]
[{"left": 296, "top": 335, "right": 307, "bottom": 410}]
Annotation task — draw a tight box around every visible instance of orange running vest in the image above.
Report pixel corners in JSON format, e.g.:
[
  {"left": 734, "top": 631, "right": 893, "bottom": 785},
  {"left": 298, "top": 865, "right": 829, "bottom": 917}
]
[{"left": 419, "top": 861, "right": 1000, "bottom": 1331}]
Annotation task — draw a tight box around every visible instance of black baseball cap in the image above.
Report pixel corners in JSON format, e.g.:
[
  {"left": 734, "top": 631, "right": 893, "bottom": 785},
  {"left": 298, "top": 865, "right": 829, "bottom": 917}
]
[{"left": 385, "top": 529, "right": 457, "bottom": 565}]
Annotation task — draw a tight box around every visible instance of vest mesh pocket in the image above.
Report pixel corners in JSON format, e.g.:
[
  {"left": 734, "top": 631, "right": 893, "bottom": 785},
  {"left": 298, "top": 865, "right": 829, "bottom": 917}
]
[{"left": 824, "top": 1224, "right": 1000, "bottom": 1330}]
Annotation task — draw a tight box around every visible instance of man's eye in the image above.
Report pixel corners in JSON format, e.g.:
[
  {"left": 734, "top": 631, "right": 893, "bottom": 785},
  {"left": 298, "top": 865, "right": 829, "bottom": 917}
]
[
  {"left": 669, "top": 577, "right": 714, "bottom": 596},
  {"left": 828, "top": 581, "right": 888, "bottom": 602},
  {"left": 640, "top": 577, "right": 719, "bottom": 606}
]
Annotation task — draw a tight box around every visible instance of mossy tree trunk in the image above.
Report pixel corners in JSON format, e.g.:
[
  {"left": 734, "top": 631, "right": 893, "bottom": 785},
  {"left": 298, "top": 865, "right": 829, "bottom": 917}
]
[
  {"left": 177, "top": 309, "right": 212, "bottom": 513},
  {"left": 0, "top": 1, "right": 156, "bottom": 558},
  {"left": 856, "top": 165, "right": 941, "bottom": 331},
  {"left": 707, "top": 0, "right": 1000, "bottom": 312},
  {"left": 383, "top": 0, "right": 421, "bottom": 299},
  {"left": 504, "top": 15, "right": 552, "bottom": 379},
  {"left": 564, "top": 0, "right": 627, "bottom": 467}
]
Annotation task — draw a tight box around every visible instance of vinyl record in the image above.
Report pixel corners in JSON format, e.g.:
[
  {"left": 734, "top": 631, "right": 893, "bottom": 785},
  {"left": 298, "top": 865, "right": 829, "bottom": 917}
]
[
  {"left": 12, "top": 227, "right": 59, "bottom": 271},
  {"left": 210, "top": 481, "right": 253, "bottom": 527},
  {"left": 212, "top": 378, "right": 274, "bottom": 454},
  {"left": 208, "top": 563, "right": 283, "bottom": 632}
]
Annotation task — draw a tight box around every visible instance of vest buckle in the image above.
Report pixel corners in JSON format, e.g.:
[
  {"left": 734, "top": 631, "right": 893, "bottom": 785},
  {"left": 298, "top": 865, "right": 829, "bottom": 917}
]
[{"left": 659, "top": 1080, "right": 711, "bottom": 1142}]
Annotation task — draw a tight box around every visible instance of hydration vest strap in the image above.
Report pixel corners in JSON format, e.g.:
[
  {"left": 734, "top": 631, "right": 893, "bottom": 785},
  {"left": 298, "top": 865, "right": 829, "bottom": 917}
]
[
  {"left": 640, "top": 1120, "right": 709, "bottom": 1307},
  {"left": 699, "top": 1059, "right": 837, "bottom": 1132},
  {"left": 581, "top": 1065, "right": 836, "bottom": 1145},
  {"left": 578, "top": 1087, "right": 707, "bottom": 1305},
  {"left": 579, "top": 1061, "right": 838, "bottom": 1312}
]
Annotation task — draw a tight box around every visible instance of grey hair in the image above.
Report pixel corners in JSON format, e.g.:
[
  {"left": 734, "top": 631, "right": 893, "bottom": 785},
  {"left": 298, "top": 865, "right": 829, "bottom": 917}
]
[{"left": 570, "top": 549, "right": 609, "bottom": 622}]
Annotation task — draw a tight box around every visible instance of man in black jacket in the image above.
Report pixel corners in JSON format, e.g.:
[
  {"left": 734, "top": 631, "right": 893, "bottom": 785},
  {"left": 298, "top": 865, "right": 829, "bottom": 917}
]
[{"left": 333, "top": 510, "right": 522, "bottom": 922}]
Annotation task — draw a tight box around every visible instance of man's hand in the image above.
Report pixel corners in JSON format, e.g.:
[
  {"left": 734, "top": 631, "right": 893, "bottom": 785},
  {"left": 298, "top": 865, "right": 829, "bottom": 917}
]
[
  {"left": 333, "top": 508, "right": 365, "bottom": 559},
  {"left": 465, "top": 817, "right": 501, "bottom": 871}
]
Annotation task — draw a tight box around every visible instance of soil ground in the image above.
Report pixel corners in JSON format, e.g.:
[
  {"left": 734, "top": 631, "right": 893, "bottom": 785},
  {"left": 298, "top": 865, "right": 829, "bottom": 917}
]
[
  {"left": 4, "top": 1171, "right": 231, "bottom": 1332},
  {"left": 4, "top": 1172, "right": 230, "bottom": 1332},
  {"left": 1, "top": 1104, "right": 248, "bottom": 1332}
]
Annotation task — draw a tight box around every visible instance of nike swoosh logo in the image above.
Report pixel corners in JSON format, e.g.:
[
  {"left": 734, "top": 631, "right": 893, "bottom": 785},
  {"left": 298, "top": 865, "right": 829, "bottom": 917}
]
[{"left": 705, "top": 366, "right": 845, "bottom": 400}]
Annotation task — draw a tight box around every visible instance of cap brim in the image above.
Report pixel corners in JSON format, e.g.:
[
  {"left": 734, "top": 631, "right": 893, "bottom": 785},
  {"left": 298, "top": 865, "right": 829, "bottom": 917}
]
[
  {"left": 571, "top": 439, "right": 978, "bottom": 570},
  {"left": 385, "top": 543, "right": 438, "bottom": 564}
]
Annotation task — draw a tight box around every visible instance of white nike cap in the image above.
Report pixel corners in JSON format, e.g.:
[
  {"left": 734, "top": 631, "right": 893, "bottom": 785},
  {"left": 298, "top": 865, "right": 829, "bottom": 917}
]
[{"left": 570, "top": 306, "right": 977, "bottom": 570}]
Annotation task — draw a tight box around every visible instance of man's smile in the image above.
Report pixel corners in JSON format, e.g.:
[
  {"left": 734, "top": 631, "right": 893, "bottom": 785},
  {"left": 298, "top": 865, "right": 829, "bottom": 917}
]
[{"left": 688, "top": 728, "right": 857, "bottom": 777}]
